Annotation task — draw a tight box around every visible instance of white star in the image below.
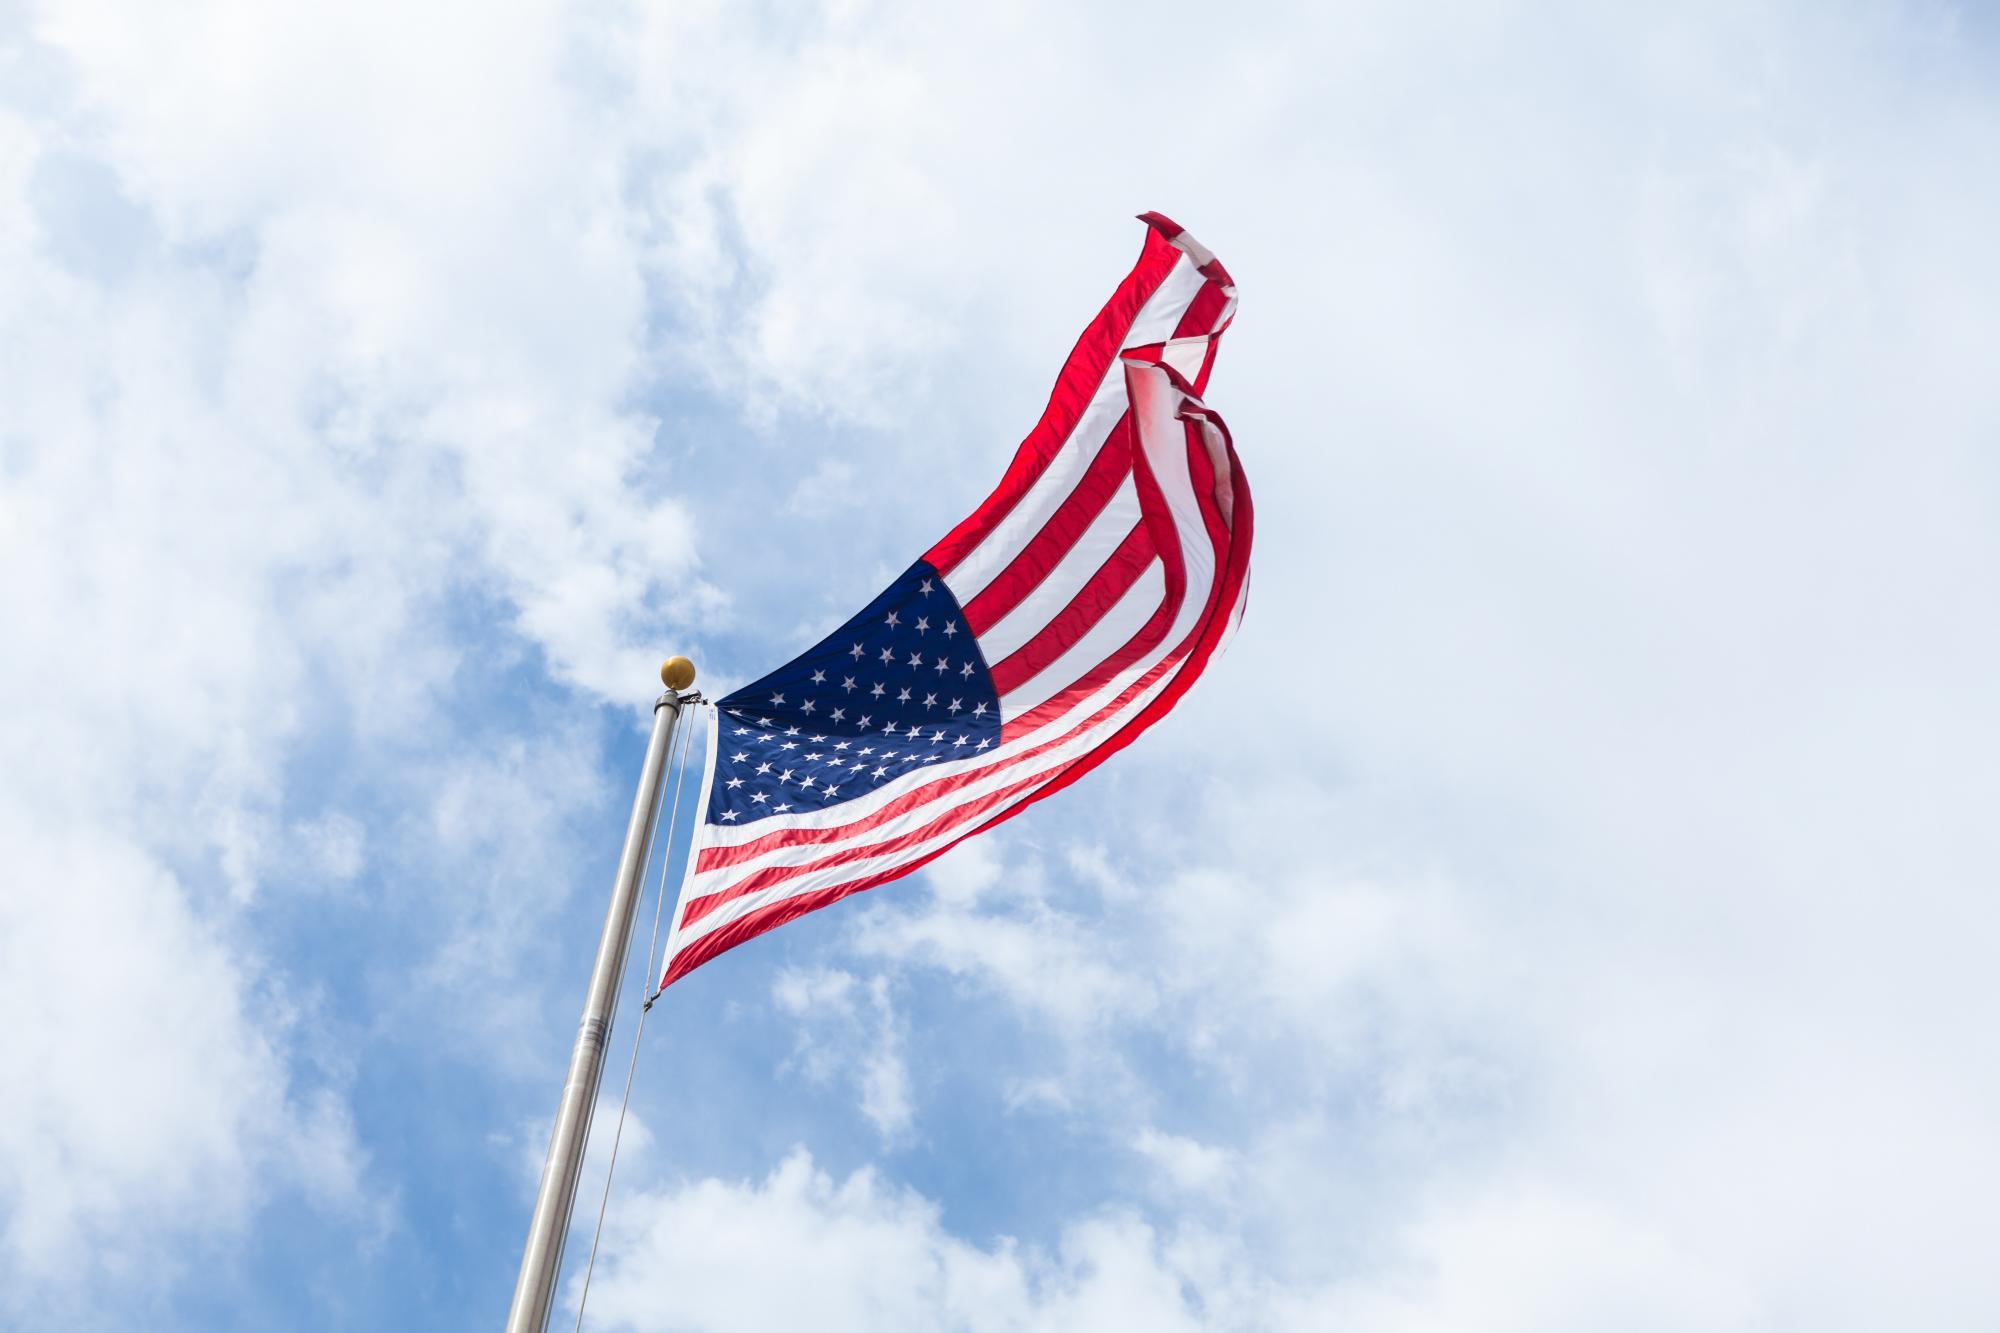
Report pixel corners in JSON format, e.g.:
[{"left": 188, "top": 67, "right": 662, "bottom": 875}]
[
  {"left": 872, "top": 766, "right": 889, "bottom": 779},
  {"left": 915, "top": 616, "right": 929, "bottom": 634},
  {"left": 780, "top": 740, "right": 798, "bottom": 751},
  {"left": 842, "top": 676, "right": 857, "bottom": 692},
  {"left": 849, "top": 642, "right": 865, "bottom": 659},
  {"left": 822, "top": 784, "right": 840, "bottom": 798},
  {"left": 858, "top": 746, "right": 875, "bottom": 756},
  {"left": 730, "top": 752, "right": 747, "bottom": 763},
  {"left": 801, "top": 699, "right": 816, "bottom": 714},
  {"left": 834, "top": 741, "right": 851, "bottom": 751},
  {"left": 975, "top": 738, "right": 993, "bottom": 750},
  {"left": 943, "top": 621, "right": 959, "bottom": 638},
  {"left": 908, "top": 651, "right": 925, "bottom": 668},
  {"left": 726, "top": 775, "right": 745, "bottom": 787},
  {"left": 934, "top": 657, "right": 950, "bottom": 673},
  {"left": 952, "top": 735, "right": 967, "bottom": 747},
  {"left": 885, "top": 610, "right": 901, "bottom": 628},
  {"left": 810, "top": 734, "right": 827, "bottom": 743},
  {"left": 973, "top": 703, "right": 989, "bottom": 717},
  {"left": 830, "top": 707, "right": 846, "bottom": 722},
  {"left": 773, "top": 802, "right": 792, "bottom": 813},
  {"left": 870, "top": 682, "right": 885, "bottom": 698},
  {"left": 803, "top": 752, "right": 822, "bottom": 762},
  {"left": 758, "top": 716, "right": 775, "bottom": 727},
  {"left": 770, "top": 692, "right": 786, "bottom": 705},
  {"left": 734, "top": 727, "right": 753, "bottom": 736},
  {"left": 883, "top": 722, "right": 900, "bottom": 735},
  {"left": 785, "top": 726, "right": 801, "bottom": 737},
  {"left": 751, "top": 792, "right": 769, "bottom": 804},
  {"left": 931, "top": 729, "right": 945, "bottom": 742},
  {"left": 722, "top": 810, "right": 741, "bottom": 821},
  {"left": 810, "top": 668, "right": 826, "bottom": 684},
  {"left": 879, "top": 648, "right": 895, "bottom": 664},
  {"left": 897, "top": 688, "right": 912, "bottom": 703},
  {"left": 947, "top": 698, "right": 963, "bottom": 715},
  {"left": 755, "top": 762, "right": 772, "bottom": 775},
  {"left": 800, "top": 776, "right": 817, "bottom": 790},
  {"left": 919, "top": 578, "right": 934, "bottom": 596},
  {"left": 777, "top": 768, "right": 794, "bottom": 783},
  {"left": 959, "top": 662, "right": 974, "bottom": 679},
  {"left": 922, "top": 693, "right": 937, "bottom": 709},
  {"left": 857, "top": 715, "right": 873, "bottom": 729}
]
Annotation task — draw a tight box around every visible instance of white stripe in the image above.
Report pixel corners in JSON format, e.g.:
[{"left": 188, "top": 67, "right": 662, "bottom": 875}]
[
  {"left": 973, "top": 477, "right": 1142, "bottom": 665},
  {"left": 997, "top": 559, "right": 1167, "bottom": 720},
  {"left": 941, "top": 254, "right": 1205, "bottom": 606}
]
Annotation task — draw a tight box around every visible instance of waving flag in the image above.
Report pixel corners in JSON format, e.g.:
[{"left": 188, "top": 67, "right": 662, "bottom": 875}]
[{"left": 660, "top": 213, "right": 1253, "bottom": 986}]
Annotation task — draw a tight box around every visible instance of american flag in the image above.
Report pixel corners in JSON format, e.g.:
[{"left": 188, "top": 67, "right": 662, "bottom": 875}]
[{"left": 660, "top": 213, "right": 1253, "bottom": 986}]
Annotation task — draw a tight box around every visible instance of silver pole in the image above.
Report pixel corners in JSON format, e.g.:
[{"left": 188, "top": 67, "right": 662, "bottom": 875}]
[{"left": 505, "top": 675, "right": 690, "bottom": 1333}]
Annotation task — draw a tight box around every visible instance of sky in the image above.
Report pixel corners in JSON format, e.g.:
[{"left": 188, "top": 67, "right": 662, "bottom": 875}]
[{"left": 3, "top": 1, "right": 1999, "bottom": 1329}]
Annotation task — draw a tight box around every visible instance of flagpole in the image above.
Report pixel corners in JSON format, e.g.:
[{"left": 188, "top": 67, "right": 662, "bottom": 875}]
[{"left": 504, "top": 657, "right": 698, "bottom": 1333}]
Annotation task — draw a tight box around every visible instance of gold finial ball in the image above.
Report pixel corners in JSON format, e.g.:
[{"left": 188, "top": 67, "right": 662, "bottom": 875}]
[{"left": 660, "top": 656, "right": 697, "bottom": 692}]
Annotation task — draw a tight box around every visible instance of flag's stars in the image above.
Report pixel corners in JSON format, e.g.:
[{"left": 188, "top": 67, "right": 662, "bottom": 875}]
[
  {"left": 857, "top": 715, "right": 873, "bottom": 729},
  {"left": 931, "top": 729, "right": 946, "bottom": 742},
  {"left": 883, "top": 722, "right": 900, "bottom": 735},
  {"left": 730, "top": 752, "right": 747, "bottom": 763},
  {"left": 972, "top": 703, "right": 989, "bottom": 718},
  {"left": 801, "top": 699, "right": 816, "bottom": 714},
  {"left": 721, "top": 810, "right": 740, "bottom": 821},
  {"left": 915, "top": 616, "right": 929, "bottom": 634},
  {"left": 785, "top": 725, "right": 801, "bottom": 737},
  {"left": 810, "top": 668, "right": 826, "bottom": 684},
  {"left": 726, "top": 775, "right": 745, "bottom": 787},
  {"left": 947, "top": 698, "right": 963, "bottom": 715},
  {"left": 804, "top": 752, "right": 822, "bottom": 762},
  {"left": 779, "top": 740, "right": 798, "bottom": 751},
  {"left": 885, "top": 610, "right": 901, "bottom": 628},
  {"left": 751, "top": 792, "right": 769, "bottom": 804},
  {"left": 758, "top": 716, "right": 775, "bottom": 727},
  {"left": 943, "top": 621, "right": 959, "bottom": 638},
  {"left": 897, "top": 687, "right": 912, "bottom": 703},
  {"left": 773, "top": 802, "right": 792, "bottom": 813},
  {"left": 755, "top": 761, "right": 773, "bottom": 776},
  {"left": 800, "top": 776, "right": 817, "bottom": 791},
  {"left": 975, "top": 738, "right": 993, "bottom": 750},
  {"left": 858, "top": 746, "right": 874, "bottom": 756},
  {"left": 734, "top": 727, "right": 754, "bottom": 736},
  {"left": 871, "top": 766, "right": 889, "bottom": 779},
  {"left": 849, "top": 642, "right": 865, "bottom": 659},
  {"left": 908, "top": 651, "right": 925, "bottom": 668},
  {"left": 879, "top": 648, "right": 895, "bottom": 664},
  {"left": 834, "top": 741, "right": 851, "bottom": 751},
  {"left": 952, "top": 735, "right": 968, "bottom": 747},
  {"left": 810, "top": 734, "right": 827, "bottom": 744},
  {"left": 842, "top": 676, "right": 857, "bottom": 693},
  {"left": 770, "top": 692, "right": 786, "bottom": 705},
  {"left": 959, "top": 662, "right": 975, "bottom": 679},
  {"left": 870, "top": 682, "right": 885, "bottom": 698},
  {"left": 830, "top": 707, "right": 846, "bottom": 722},
  {"left": 777, "top": 768, "right": 794, "bottom": 783},
  {"left": 922, "top": 693, "right": 938, "bottom": 710},
  {"left": 934, "top": 656, "right": 950, "bottom": 674},
  {"left": 848, "top": 759, "right": 866, "bottom": 770},
  {"left": 823, "top": 784, "right": 841, "bottom": 798},
  {"left": 920, "top": 577, "right": 934, "bottom": 595},
  {"left": 922, "top": 753, "right": 941, "bottom": 763}
]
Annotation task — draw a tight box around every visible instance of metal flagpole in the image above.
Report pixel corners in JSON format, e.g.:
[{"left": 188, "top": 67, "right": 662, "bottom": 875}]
[{"left": 504, "top": 656, "right": 699, "bottom": 1333}]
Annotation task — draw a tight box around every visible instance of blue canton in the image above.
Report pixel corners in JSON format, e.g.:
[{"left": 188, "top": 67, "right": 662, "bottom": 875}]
[{"left": 708, "top": 561, "right": 1001, "bottom": 827}]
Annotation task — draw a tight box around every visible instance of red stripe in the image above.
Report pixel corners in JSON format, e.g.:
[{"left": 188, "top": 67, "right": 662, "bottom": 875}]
[
  {"left": 985, "top": 520, "right": 1156, "bottom": 696},
  {"left": 1172, "top": 280, "right": 1230, "bottom": 340},
  {"left": 961, "top": 421, "right": 1133, "bottom": 634},
  {"left": 666, "top": 441, "right": 1252, "bottom": 988},
  {"left": 924, "top": 218, "right": 1186, "bottom": 576}
]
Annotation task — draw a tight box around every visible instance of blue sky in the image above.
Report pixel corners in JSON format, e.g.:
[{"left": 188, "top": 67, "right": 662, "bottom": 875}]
[{"left": 4, "top": 2, "right": 2000, "bottom": 1330}]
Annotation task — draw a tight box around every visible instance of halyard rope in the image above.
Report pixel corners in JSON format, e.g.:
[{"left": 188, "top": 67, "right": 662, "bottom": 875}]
[{"left": 569, "top": 698, "right": 701, "bottom": 1331}]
